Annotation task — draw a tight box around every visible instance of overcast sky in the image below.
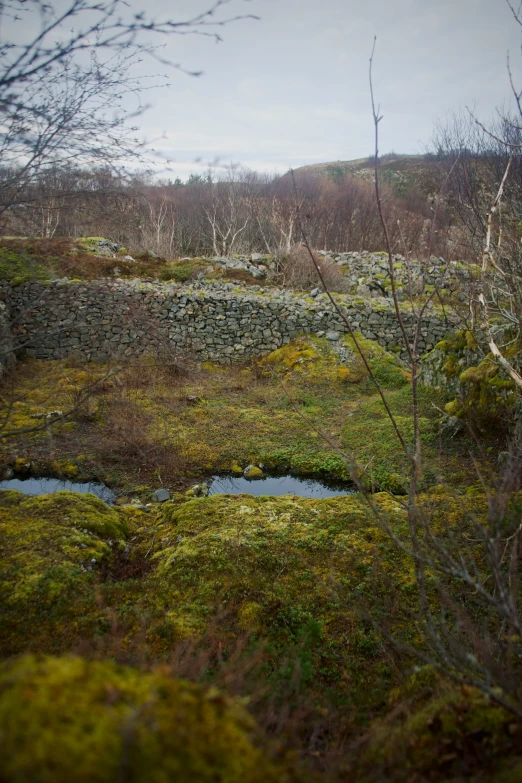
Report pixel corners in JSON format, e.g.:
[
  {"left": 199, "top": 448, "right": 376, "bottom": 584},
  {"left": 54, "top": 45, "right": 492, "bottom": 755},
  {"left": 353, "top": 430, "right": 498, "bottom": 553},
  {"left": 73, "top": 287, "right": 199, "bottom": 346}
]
[{"left": 125, "top": 0, "right": 522, "bottom": 178}]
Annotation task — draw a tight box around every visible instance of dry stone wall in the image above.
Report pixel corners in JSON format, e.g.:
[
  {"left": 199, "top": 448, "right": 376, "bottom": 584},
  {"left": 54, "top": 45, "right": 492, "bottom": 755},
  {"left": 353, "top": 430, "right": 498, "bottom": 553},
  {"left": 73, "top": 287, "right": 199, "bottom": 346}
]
[
  {"left": 209, "top": 251, "right": 474, "bottom": 302},
  {"left": 0, "top": 301, "right": 13, "bottom": 377},
  {"left": 3, "top": 278, "right": 456, "bottom": 365}
]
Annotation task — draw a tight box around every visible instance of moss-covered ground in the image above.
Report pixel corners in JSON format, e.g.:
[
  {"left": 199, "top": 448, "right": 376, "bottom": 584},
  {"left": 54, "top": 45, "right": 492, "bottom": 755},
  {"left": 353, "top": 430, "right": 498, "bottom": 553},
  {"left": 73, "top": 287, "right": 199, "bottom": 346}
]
[
  {"left": 0, "top": 334, "right": 486, "bottom": 494},
  {"left": 0, "top": 238, "right": 270, "bottom": 284},
  {"left": 0, "top": 336, "right": 518, "bottom": 781}
]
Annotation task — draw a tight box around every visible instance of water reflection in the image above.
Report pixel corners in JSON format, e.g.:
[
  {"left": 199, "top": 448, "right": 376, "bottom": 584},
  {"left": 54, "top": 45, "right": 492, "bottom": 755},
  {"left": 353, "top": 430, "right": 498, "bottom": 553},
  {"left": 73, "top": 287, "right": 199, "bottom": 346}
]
[
  {"left": 208, "top": 474, "right": 355, "bottom": 498},
  {"left": 0, "top": 477, "right": 115, "bottom": 504}
]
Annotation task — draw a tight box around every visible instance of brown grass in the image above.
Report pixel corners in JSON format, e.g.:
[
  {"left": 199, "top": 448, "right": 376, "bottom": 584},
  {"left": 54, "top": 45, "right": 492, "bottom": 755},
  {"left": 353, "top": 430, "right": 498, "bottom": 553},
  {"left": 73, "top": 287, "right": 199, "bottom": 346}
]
[{"left": 0, "top": 237, "right": 169, "bottom": 280}]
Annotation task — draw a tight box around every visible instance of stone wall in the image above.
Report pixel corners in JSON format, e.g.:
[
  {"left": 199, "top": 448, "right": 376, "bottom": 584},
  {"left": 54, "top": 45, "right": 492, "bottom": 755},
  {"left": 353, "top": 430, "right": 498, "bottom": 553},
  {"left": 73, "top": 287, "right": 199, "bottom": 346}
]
[
  {"left": 3, "top": 278, "right": 457, "bottom": 365},
  {"left": 0, "top": 301, "right": 13, "bottom": 377},
  {"left": 209, "top": 251, "right": 474, "bottom": 302}
]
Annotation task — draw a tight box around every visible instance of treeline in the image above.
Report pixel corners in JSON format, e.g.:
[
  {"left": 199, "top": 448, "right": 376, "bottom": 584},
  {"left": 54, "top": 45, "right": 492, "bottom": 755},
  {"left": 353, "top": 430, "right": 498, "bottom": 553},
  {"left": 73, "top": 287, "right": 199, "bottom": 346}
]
[
  {"left": 0, "top": 163, "right": 452, "bottom": 259},
  {"left": 3, "top": 115, "right": 521, "bottom": 262}
]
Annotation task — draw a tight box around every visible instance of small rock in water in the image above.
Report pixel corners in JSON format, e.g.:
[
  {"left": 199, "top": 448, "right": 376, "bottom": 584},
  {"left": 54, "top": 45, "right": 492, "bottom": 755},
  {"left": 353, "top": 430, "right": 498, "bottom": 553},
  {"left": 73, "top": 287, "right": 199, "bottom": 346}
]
[
  {"left": 186, "top": 483, "right": 209, "bottom": 497},
  {"left": 152, "top": 488, "right": 170, "bottom": 503},
  {"left": 244, "top": 465, "right": 264, "bottom": 480}
]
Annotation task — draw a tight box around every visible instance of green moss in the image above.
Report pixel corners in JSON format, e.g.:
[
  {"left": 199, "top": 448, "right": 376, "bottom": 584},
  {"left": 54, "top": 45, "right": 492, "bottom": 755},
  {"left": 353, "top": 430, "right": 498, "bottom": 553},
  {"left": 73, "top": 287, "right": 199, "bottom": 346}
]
[
  {"left": 124, "top": 489, "right": 492, "bottom": 713},
  {"left": 342, "top": 333, "right": 410, "bottom": 390},
  {"left": 0, "top": 655, "right": 279, "bottom": 783},
  {"left": 244, "top": 465, "right": 263, "bottom": 479},
  {"left": 259, "top": 334, "right": 408, "bottom": 391},
  {"left": 0, "top": 491, "right": 128, "bottom": 654},
  {"left": 259, "top": 338, "right": 321, "bottom": 375},
  {"left": 425, "top": 329, "right": 519, "bottom": 426},
  {"left": 20, "top": 491, "right": 127, "bottom": 538},
  {"left": 360, "top": 677, "right": 522, "bottom": 782},
  {"left": 0, "top": 247, "right": 50, "bottom": 283},
  {"left": 137, "top": 493, "right": 414, "bottom": 705},
  {"left": 340, "top": 384, "right": 443, "bottom": 492},
  {"left": 14, "top": 457, "right": 31, "bottom": 474},
  {"left": 159, "top": 261, "right": 208, "bottom": 282}
]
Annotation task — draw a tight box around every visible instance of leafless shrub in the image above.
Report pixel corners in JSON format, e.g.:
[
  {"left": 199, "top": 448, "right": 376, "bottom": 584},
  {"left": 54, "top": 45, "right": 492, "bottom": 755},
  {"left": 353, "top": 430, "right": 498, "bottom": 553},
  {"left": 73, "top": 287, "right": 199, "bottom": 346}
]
[
  {"left": 276, "top": 244, "right": 348, "bottom": 292},
  {"left": 281, "top": 35, "right": 522, "bottom": 723}
]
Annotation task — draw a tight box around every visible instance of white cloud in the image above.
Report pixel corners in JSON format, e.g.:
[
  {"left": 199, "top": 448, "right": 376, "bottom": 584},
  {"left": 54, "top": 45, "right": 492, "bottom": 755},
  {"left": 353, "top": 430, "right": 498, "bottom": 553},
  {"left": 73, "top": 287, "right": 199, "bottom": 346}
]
[{"left": 78, "top": 0, "right": 522, "bottom": 176}]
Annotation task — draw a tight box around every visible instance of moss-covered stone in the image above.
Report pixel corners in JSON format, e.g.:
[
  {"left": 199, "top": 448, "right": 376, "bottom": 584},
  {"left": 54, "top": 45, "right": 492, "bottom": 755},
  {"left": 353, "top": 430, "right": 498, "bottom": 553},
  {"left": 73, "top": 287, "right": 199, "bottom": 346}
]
[
  {"left": 424, "top": 329, "right": 521, "bottom": 427},
  {"left": 243, "top": 465, "right": 264, "bottom": 479},
  {"left": 0, "top": 655, "right": 281, "bottom": 783}
]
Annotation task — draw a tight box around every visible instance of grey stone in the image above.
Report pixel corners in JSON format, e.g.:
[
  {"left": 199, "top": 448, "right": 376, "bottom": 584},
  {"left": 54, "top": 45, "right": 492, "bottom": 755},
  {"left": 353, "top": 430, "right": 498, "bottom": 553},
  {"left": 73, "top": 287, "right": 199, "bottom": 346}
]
[{"left": 152, "top": 488, "right": 170, "bottom": 503}]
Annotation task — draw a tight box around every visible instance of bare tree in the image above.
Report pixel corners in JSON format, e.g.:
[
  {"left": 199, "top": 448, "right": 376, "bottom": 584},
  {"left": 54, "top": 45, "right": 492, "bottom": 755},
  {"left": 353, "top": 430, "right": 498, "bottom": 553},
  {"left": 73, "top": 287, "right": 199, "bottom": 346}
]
[
  {"left": 202, "top": 166, "right": 252, "bottom": 256},
  {"left": 0, "top": 0, "right": 257, "bottom": 217}
]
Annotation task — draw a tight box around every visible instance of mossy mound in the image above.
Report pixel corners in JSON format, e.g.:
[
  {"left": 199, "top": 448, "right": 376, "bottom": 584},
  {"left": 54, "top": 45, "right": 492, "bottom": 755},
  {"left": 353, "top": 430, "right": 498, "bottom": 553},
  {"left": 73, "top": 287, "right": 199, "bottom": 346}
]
[
  {"left": 243, "top": 465, "right": 264, "bottom": 479},
  {"left": 258, "top": 336, "right": 334, "bottom": 380},
  {"left": 0, "top": 655, "right": 280, "bottom": 783},
  {"left": 359, "top": 672, "right": 522, "bottom": 782},
  {"left": 258, "top": 333, "right": 408, "bottom": 390},
  {"left": 0, "top": 491, "right": 128, "bottom": 654},
  {"left": 341, "top": 333, "right": 410, "bottom": 389},
  {"left": 19, "top": 490, "right": 127, "bottom": 537},
  {"left": 140, "top": 493, "right": 413, "bottom": 706},
  {"left": 159, "top": 259, "right": 211, "bottom": 283}
]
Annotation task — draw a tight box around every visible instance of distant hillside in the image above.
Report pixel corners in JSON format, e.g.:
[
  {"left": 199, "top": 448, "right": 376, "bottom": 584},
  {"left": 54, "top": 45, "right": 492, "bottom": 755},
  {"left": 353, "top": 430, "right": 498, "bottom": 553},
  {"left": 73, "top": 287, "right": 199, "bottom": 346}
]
[{"left": 284, "top": 154, "right": 443, "bottom": 200}]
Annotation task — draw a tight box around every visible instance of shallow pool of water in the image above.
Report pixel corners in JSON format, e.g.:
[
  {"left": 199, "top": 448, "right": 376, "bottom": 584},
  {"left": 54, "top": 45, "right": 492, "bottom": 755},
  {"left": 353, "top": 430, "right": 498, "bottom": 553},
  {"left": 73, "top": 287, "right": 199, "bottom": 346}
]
[
  {"left": 208, "top": 474, "right": 355, "bottom": 498},
  {"left": 0, "top": 477, "right": 116, "bottom": 504}
]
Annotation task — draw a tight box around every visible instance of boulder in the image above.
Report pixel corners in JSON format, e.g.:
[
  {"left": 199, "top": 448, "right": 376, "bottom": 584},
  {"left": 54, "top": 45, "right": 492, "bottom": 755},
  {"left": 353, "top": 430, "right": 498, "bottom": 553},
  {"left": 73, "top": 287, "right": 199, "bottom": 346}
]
[
  {"left": 244, "top": 465, "right": 264, "bottom": 480},
  {"left": 152, "top": 488, "right": 170, "bottom": 503}
]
